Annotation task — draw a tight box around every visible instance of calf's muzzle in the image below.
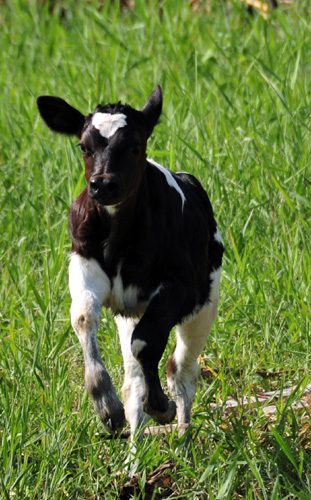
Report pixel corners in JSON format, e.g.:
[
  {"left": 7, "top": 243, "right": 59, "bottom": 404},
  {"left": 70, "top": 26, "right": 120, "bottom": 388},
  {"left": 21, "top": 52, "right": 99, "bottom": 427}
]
[{"left": 89, "top": 174, "right": 121, "bottom": 205}]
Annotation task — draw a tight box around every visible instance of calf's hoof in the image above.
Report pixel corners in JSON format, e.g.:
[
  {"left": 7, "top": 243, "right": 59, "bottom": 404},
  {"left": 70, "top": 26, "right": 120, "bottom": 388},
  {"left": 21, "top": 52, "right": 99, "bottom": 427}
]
[
  {"left": 143, "top": 398, "right": 176, "bottom": 424},
  {"left": 93, "top": 397, "right": 126, "bottom": 435},
  {"left": 86, "top": 368, "right": 126, "bottom": 435},
  {"left": 100, "top": 405, "right": 126, "bottom": 435},
  {"left": 102, "top": 413, "right": 125, "bottom": 435}
]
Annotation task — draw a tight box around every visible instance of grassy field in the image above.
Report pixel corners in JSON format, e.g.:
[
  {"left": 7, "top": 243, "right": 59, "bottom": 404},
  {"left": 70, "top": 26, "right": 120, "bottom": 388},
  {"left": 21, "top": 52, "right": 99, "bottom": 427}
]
[{"left": 1, "top": 0, "right": 311, "bottom": 498}]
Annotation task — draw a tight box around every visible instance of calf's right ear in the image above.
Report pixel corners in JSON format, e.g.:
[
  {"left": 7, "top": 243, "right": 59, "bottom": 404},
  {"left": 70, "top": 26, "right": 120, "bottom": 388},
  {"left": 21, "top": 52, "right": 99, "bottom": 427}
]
[{"left": 37, "top": 96, "right": 85, "bottom": 138}]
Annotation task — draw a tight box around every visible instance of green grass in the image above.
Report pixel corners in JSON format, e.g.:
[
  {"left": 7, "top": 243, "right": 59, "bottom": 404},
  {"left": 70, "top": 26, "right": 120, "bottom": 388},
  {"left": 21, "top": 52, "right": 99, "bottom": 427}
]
[{"left": 1, "top": 0, "right": 311, "bottom": 498}]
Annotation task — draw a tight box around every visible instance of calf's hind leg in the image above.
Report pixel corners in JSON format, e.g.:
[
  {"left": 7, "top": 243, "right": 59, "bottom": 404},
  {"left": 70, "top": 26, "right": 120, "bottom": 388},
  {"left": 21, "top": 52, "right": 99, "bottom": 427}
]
[
  {"left": 69, "top": 254, "right": 125, "bottom": 434},
  {"left": 167, "top": 269, "right": 221, "bottom": 428},
  {"left": 116, "top": 316, "right": 150, "bottom": 476},
  {"left": 115, "top": 315, "right": 150, "bottom": 437}
]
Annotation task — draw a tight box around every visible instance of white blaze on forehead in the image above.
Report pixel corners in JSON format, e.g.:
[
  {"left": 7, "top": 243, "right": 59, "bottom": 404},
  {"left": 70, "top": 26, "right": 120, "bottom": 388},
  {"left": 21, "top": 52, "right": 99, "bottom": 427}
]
[
  {"left": 92, "top": 112, "right": 127, "bottom": 138},
  {"left": 148, "top": 159, "right": 186, "bottom": 211}
]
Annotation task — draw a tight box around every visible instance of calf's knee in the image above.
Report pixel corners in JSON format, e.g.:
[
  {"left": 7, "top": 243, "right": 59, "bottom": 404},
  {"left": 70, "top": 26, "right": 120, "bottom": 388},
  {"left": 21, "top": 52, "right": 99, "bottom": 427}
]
[{"left": 71, "top": 293, "right": 101, "bottom": 336}]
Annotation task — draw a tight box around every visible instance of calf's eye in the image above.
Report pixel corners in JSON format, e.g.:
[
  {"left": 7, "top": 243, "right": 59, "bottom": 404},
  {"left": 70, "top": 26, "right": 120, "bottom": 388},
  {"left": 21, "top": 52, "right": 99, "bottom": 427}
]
[{"left": 77, "top": 143, "right": 92, "bottom": 156}]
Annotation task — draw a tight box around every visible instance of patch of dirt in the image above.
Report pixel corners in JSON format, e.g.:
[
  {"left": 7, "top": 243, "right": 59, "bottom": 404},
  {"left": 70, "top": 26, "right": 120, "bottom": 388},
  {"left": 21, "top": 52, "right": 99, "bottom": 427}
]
[{"left": 119, "top": 460, "right": 176, "bottom": 500}]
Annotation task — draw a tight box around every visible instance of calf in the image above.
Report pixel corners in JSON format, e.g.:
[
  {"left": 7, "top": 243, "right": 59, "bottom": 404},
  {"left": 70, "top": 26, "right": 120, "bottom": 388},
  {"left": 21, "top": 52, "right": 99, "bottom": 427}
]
[{"left": 37, "top": 86, "right": 224, "bottom": 452}]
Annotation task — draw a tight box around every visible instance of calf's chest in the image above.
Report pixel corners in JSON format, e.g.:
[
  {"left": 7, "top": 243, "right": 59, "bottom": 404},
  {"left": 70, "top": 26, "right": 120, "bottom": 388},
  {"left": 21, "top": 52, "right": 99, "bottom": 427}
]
[
  {"left": 105, "top": 265, "right": 149, "bottom": 316},
  {"left": 70, "top": 254, "right": 159, "bottom": 318}
]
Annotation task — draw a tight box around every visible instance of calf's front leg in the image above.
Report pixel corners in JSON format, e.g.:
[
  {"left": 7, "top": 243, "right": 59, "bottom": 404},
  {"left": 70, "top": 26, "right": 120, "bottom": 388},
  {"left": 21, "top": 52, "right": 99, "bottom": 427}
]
[
  {"left": 69, "top": 254, "right": 125, "bottom": 434},
  {"left": 131, "top": 282, "right": 186, "bottom": 425}
]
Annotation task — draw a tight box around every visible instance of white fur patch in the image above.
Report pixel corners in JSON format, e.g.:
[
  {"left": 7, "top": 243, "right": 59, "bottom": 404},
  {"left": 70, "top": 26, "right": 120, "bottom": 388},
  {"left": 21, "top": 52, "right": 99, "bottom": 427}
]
[
  {"left": 106, "top": 264, "right": 147, "bottom": 316},
  {"left": 115, "top": 316, "right": 139, "bottom": 369},
  {"left": 131, "top": 339, "right": 147, "bottom": 358},
  {"left": 69, "top": 254, "right": 110, "bottom": 366},
  {"left": 105, "top": 204, "right": 120, "bottom": 216},
  {"left": 148, "top": 159, "right": 186, "bottom": 210},
  {"left": 209, "top": 267, "right": 221, "bottom": 304},
  {"left": 111, "top": 267, "right": 140, "bottom": 312},
  {"left": 92, "top": 112, "right": 127, "bottom": 139},
  {"left": 214, "top": 225, "right": 223, "bottom": 245},
  {"left": 69, "top": 253, "right": 111, "bottom": 306}
]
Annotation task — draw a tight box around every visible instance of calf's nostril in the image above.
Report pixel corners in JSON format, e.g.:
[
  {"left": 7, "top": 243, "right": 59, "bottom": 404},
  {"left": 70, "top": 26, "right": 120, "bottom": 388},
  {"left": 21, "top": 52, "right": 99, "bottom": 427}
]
[{"left": 90, "top": 179, "right": 99, "bottom": 191}]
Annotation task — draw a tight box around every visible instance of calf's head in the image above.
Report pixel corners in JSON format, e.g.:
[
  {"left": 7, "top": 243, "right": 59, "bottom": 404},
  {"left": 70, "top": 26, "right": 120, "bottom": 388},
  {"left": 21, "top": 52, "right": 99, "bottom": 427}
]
[{"left": 37, "top": 86, "right": 162, "bottom": 208}]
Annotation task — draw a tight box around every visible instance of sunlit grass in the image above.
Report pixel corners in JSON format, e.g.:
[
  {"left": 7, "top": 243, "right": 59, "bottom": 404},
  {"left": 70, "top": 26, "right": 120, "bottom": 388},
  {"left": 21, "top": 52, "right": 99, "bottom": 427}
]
[{"left": 0, "top": 0, "right": 311, "bottom": 498}]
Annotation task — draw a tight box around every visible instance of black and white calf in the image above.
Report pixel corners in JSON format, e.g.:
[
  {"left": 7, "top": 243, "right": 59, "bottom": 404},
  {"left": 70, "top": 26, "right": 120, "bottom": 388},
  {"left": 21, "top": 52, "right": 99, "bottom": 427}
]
[{"left": 37, "top": 86, "right": 224, "bottom": 447}]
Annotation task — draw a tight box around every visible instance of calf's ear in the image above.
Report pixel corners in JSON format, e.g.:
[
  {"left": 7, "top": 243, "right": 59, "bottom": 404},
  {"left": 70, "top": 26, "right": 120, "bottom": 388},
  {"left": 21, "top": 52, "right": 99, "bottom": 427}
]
[
  {"left": 37, "top": 96, "right": 85, "bottom": 138},
  {"left": 141, "top": 85, "right": 162, "bottom": 139}
]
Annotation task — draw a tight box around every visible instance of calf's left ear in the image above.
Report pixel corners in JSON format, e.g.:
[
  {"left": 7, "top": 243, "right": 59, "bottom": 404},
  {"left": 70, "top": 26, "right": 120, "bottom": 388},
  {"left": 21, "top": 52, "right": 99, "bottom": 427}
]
[
  {"left": 37, "top": 96, "right": 85, "bottom": 138},
  {"left": 141, "top": 85, "right": 162, "bottom": 139}
]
